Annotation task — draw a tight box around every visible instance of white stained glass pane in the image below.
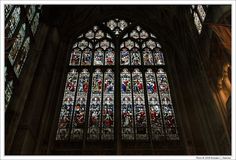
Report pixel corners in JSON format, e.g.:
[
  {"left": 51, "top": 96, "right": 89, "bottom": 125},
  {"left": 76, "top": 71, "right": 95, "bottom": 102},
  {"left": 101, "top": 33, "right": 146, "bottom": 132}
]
[
  {"left": 100, "top": 40, "right": 109, "bottom": 50},
  {"left": 107, "top": 20, "right": 117, "bottom": 30},
  {"left": 78, "top": 40, "right": 88, "bottom": 50},
  {"left": 27, "top": 6, "right": 36, "bottom": 22},
  {"left": 5, "top": 5, "right": 13, "bottom": 18},
  {"left": 95, "top": 30, "right": 104, "bottom": 39},
  {"left": 194, "top": 12, "right": 202, "bottom": 34},
  {"left": 140, "top": 30, "right": 148, "bottom": 39},
  {"left": 5, "top": 80, "right": 14, "bottom": 110},
  {"left": 8, "top": 24, "right": 26, "bottom": 65},
  {"left": 118, "top": 20, "right": 128, "bottom": 30},
  {"left": 31, "top": 13, "right": 39, "bottom": 35},
  {"left": 85, "top": 30, "right": 94, "bottom": 39},
  {"left": 197, "top": 5, "right": 206, "bottom": 22},
  {"left": 14, "top": 37, "right": 31, "bottom": 77},
  {"left": 6, "top": 7, "right": 21, "bottom": 38}
]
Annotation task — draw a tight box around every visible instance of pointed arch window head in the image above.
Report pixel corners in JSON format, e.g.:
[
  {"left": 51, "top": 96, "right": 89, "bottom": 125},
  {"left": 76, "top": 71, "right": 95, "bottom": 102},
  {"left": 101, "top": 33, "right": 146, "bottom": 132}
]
[{"left": 57, "top": 18, "right": 179, "bottom": 142}]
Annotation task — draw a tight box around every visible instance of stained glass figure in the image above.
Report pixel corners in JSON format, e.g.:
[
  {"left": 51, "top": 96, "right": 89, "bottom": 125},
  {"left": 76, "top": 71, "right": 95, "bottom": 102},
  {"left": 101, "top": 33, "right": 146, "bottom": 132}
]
[
  {"left": 14, "top": 37, "right": 30, "bottom": 77},
  {"left": 156, "top": 69, "right": 179, "bottom": 140},
  {"left": 71, "top": 69, "right": 90, "bottom": 140},
  {"left": 69, "top": 48, "right": 81, "bottom": 66},
  {"left": 153, "top": 48, "right": 165, "bottom": 65},
  {"left": 8, "top": 24, "right": 26, "bottom": 65},
  {"left": 105, "top": 48, "right": 115, "bottom": 65},
  {"left": 5, "top": 6, "right": 20, "bottom": 38},
  {"left": 87, "top": 69, "right": 103, "bottom": 140},
  {"left": 94, "top": 48, "right": 104, "bottom": 65},
  {"left": 121, "top": 69, "right": 134, "bottom": 140},
  {"left": 142, "top": 48, "right": 154, "bottom": 65},
  {"left": 81, "top": 48, "right": 92, "bottom": 65},
  {"left": 120, "top": 48, "right": 130, "bottom": 65},
  {"left": 145, "top": 69, "right": 164, "bottom": 140},
  {"left": 102, "top": 69, "right": 114, "bottom": 140},
  {"left": 131, "top": 47, "right": 141, "bottom": 65},
  {"left": 132, "top": 69, "right": 148, "bottom": 140},
  {"left": 56, "top": 69, "right": 78, "bottom": 140}
]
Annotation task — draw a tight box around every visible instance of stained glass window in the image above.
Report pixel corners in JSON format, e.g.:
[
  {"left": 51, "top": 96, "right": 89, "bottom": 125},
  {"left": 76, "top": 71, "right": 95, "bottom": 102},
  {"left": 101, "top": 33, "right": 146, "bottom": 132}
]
[
  {"left": 57, "top": 19, "right": 179, "bottom": 142},
  {"left": 191, "top": 5, "right": 207, "bottom": 34},
  {"left": 5, "top": 5, "right": 41, "bottom": 110}
]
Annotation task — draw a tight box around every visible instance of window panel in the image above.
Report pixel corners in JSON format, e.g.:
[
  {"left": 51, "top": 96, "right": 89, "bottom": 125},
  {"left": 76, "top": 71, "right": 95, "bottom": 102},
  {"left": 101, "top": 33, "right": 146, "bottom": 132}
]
[
  {"left": 142, "top": 48, "right": 154, "bottom": 65},
  {"left": 87, "top": 69, "right": 103, "bottom": 140},
  {"left": 8, "top": 23, "right": 26, "bottom": 65},
  {"left": 56, "top": 69, "right": 78, "bottom": 140},
  {"left": 6, "top": 6, "right": 21, "bottom": 38},
  {"left": 121, "top": 69, "right": 134, "bottom": 140},
  {"left": 14, "top": 37, "right": 30, "bottom": 77},
  {"left": 81, "top": 48, "right": 92, "bottom": 66},
  {"left": 71, "top": 69, "right": 90, "bottom": 140},
  {"left": 153, "top": 48, "right": 165, "bottom": 65},
  {"left": 120, "top": 48, "right": 130, "bottom": 65},
  {"left": 94, "top": 48, "right": 104, "bottom": 65},
  {"left": 102, "top": 69, "right": 114, "bottom": 140},
  {"left": 5, "top": 80, "right": 14, "bottom": 110},
  {"left": 132, "top": 69, "right": 148, "bottom": 140},
  {"left": 69, "top": 48, "right": 81, "bottom": 66},
  {"left": 194, "top": 12, "right": 202, "bottom": 34},
  {"left": 27, "top": 6, "right": 36, "bottom": 22},
  {"left": 31, "top": 12, "right": 40, "bottom": 35},
  {"left": 145, "top": 69, "right": 164, "bottom": 140},
  {"left": 156, "top": 69, "right": 179, "bottom": 140},
  {"left": 5, "top": 5, "right": 13, "bottom": 18},
  {"left": 197, "top": 5, "right": 206, "bottom": 21},
  {"left": 105, "top": 48, "right": 115, "bottom": 65},
  {"left": 131, "top": 47, "right": 141, "bottom": 65}
]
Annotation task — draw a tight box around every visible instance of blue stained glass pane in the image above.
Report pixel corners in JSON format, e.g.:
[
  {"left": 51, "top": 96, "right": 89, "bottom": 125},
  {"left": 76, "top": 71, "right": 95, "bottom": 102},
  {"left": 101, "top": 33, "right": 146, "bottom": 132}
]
[{"left": 120, "top": 48, "right": 130, "bottom": 65}]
